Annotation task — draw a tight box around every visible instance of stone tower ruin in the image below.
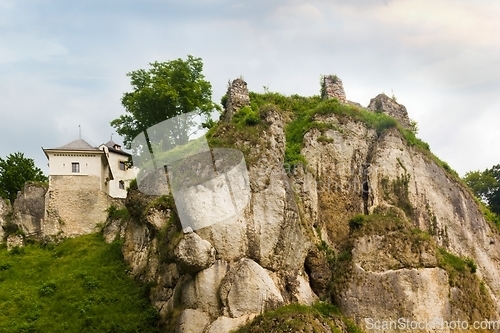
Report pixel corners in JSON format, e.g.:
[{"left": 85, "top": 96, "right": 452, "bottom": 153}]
[
  {"left": 222, "top": 78, "right": 250, "bottom": 121},
  {"left": 321, "top": 75, "right": 347, "bottom": 103}
]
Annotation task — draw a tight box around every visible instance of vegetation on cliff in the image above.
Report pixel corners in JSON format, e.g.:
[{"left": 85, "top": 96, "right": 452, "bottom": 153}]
[{"left": 233, "top": 303, "right": 363, "bottom": 333}]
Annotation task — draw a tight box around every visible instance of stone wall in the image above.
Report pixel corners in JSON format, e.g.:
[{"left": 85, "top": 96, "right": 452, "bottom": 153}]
[
  {"left": 321, "top": 75, "right": 347, "bottom": 103},
  {"left": 367, "top": 93, "right": 411, "bottom": 129},
  {"left": 12, "top": 182, "right": 47, "bottom": 237},
  {"left": 222, "top": 78, "right": 250, "bottom": 121},
  {"left": 44, "top": 175, "right": 118, "bottom": 237}
]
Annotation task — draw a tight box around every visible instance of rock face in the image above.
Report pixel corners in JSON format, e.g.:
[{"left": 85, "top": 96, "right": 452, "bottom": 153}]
[
  {"left": 12, "top": 182, "right": 47, "bottom": 237},
  {"left": 368, "top": 93, "right": 412, "bottom": 129},
  {"left": 321, "top": 75, "right": 347, "bottom": 103},
  {"left": 0, "top": 198, "right": 11, "bottom": 240},
  {"left": 222, "top": 78, "right": 250, "bottom": 121},
  {"left": 110, "top": 106, "right": 316, "bottom": 333},
  {"left": 106, "top": 78, "right": 500, "bottom": 333}
]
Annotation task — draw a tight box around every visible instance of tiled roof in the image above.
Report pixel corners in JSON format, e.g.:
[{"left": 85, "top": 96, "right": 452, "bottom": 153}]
[{"left": 50, "top": 139, "right": 100, "bottom": 151}]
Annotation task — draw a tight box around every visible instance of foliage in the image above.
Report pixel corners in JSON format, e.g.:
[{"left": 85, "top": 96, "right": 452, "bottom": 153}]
[
  {"left": 110, "top": 55, "right": 219, "bottom": 150},
  {"left": 233, "top": 302, "right": 364, "bottom": 333},
  {"left": 348, "top": 214, "right": 365, "bottom": 230},
  {"left": 436, "top": 247, "right": 495, "bottom": 321},
  {"left": 464, "top": 165, "right": 500, "bottom": 215},
  {"left": 0, "top": 152, "right": 47, "bottom": 203},
  {"left": 243, "top": 92, "right": 408, "bottom": 169},
  {"left": 106, "top": 205, "right": 130, "bottom": 221},
  {"left": 232, "top": 106, "right": 261, "bottom": 127},
  {"left": 0, "top": 233, "right": 159, "bottom": 332},
  {"left": 438, "top": 248, "right": 477, "bottom": 277}
]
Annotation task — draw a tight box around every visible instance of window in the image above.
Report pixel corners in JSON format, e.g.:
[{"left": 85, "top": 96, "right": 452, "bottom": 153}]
[
  {"left": 119, "top": 181, "right": 125, "bottom": 190},
  {"left": 72, "top": 162, "right": 80, "bottom": 173},
  {"left": 119, "top": 161, "right": 126, "bottom": 171}
]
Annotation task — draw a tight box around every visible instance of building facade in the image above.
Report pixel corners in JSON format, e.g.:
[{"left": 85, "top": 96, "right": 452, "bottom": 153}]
[
  {"left": 43, "top": 138, "right": 135, "bottom": 199},
  {"left": 41, "top": 138, "right": 135, "bottom": 237}
]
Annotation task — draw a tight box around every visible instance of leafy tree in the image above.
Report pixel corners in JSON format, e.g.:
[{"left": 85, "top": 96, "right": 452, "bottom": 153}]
[
  {"left": 464, "top": 165, "right": 500, "bottom": 215},
  {"left": 0, "top": 152, "right": 47, "bottom": 203},
  {"left": 111, "top": 55, "right": 219, "bottom": 151}
]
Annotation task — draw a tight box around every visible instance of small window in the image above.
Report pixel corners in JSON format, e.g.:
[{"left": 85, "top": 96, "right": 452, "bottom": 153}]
[
  {"left": 72, "top": 162, "right": 80, "bottom": 173},
  {"left": 119, "top": 161, "right": 126, "bottom": 171},
  {"left": 119, "top": 181, "right": 125, "bottom": 190}
]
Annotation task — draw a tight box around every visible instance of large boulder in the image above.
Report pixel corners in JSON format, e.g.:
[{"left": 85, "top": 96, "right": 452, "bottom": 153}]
[
  {"left": 219, "top": 258, "right": 284, "bottom": 318},
  {"left": 174, "top": 231, "right": 216, "bottom": 274},
  {"left": 175, "top": 309, "right": 210, "bottom": 333},
  {"left": 205, "top": 315, "right": 255, "bottom": 333},
  {"left": 182, "top": 260, "right": 229, "bottom": 318},
  {"left": 12, "top": 182, "right": 47, "bottom": 237}
]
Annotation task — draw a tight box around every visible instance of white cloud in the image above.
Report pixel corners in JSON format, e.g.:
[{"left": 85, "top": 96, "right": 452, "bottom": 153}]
[
  {"left": 0, "top": 0, "right": 499, "bottom": 177},
  {"left": 0, "top": 34, "right": 68, "bottom": 63}
]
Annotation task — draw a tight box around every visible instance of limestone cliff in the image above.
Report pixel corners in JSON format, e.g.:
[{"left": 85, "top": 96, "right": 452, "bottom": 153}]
[{"left": 101, "top": 77, "right": 500, "bottom": 333}]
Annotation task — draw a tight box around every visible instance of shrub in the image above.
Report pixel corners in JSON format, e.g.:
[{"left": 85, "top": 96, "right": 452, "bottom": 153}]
[
  {"left": 38, "top": 282, "right": 57, "bottom": 297},
  {"left": 349, "top": 215, "right": 365, "bottom": 230},
  {"left": 106, "top": 205, "right": 130, "bottom": 221}
]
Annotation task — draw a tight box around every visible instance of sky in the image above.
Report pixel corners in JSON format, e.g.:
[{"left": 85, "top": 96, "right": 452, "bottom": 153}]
[{"left": 0, "top": 0, "right": 499, "bottom": 176}]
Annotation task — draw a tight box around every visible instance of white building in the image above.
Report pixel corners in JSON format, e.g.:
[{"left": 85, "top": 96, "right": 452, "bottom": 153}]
[{"left": 43, "top": 138, "right": 136, "bottom": 199}]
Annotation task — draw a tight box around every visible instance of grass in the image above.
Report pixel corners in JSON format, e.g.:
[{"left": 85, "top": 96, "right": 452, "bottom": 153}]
[
  {"left": 0, "top": 234, "right": 159, "bottom": 333},
  {"left": 232, "top": 302, "right": 364, "bottom": 333}
]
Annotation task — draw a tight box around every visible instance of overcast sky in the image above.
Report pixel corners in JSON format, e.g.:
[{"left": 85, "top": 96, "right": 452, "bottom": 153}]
[{"left": 1, "top": 0, "right": 499, "bottom": 176}]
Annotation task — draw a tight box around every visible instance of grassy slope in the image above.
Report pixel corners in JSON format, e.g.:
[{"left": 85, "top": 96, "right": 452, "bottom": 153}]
[
  {"left": 233, "top": 303, "right": 363, "bottom": 333},
  {"left": 0, "top": 234, "right": 159, "bottom": 333}
]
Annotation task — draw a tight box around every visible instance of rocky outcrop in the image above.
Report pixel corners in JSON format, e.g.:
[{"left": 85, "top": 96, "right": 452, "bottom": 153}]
[
  {"left": 368, "top": 93, "right": 412, "bottom": 129},
  {"left": 0, "top": 198, "right": 11, "bottom": 240},
  {"left": 105, "top": 79, "right": 500, "bottom": 333},
  {"left": 6, "top": 234, "right": 24, "bottom": 250},
  {"left": 321, "top": 75, "right": 347, "bottom": 103},
  {"left": 12, "top": 182, "right": 47, "bottom": 237},
  {"left": 222, "top": 78, "right": 250, "bottom": 121}
]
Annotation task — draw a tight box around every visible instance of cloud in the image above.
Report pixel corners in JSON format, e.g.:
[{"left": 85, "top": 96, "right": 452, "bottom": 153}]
[{"left": 0, "top": 0, "right": 499, "bottom": 177}]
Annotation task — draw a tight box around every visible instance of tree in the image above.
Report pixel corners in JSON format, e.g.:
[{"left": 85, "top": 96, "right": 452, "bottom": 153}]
[
  {"left": 110, "top": 55, "right": 219, "bottom": 151},
  {"left": 464, "top": 165, "right": 500, "bottom": 215},
  {"left": 0, "top": 152, "right": 47, "bottom": 203}
]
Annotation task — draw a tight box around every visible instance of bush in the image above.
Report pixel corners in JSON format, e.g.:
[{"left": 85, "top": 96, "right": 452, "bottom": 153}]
[
  {"left": 232, "top": 106, "right": 261, "bottom": 127},
  {"left": 38, "top": 282, "right": 57, "bottom": 297},
  {"left": 349, "top": 215, "right": 365, "bottom": 230},
  {"left": 106, "top": 205, "right": 130, "bottom": 220}
]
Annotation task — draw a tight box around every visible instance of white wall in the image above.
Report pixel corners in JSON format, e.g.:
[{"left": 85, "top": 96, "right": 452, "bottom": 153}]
[
  {"left": 47, "top": 152, "right": 103, "bottom": 177},
  {"left": 105, "top": 150, "right": 136, "bottom": 198}
]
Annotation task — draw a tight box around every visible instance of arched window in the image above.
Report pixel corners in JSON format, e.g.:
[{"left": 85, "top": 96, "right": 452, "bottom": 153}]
[{"left": 119, "top": 180, "right": 125, "bottom": 190}]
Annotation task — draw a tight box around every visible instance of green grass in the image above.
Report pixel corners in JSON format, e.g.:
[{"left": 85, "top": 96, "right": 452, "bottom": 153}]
[
  {"left": 0, "top": 234, "right": 159, "bottom": 333},
  {"left": 232, "top": 302, "right": 364, "bottom": 333}
]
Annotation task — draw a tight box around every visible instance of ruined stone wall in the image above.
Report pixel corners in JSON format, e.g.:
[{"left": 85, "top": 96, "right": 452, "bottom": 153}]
[
  {"left": 367, "top": 93, "right": 412, "bottom": 129},
  {"left": 44, "top": 175, "right": 119, "bottom": 237},
  {"left": 222, "top": 78, "right": 250, "bottom": 121},
  {"left": 321, "top": 75, "right": 347, "bottom": 103}
]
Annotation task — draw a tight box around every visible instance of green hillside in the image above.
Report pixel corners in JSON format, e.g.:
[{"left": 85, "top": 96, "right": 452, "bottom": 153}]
[{"left": 0, "top": 234, "right": 159, "bottom": 333}]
